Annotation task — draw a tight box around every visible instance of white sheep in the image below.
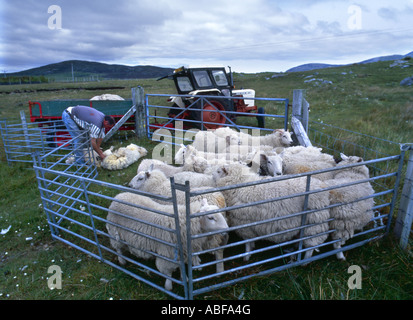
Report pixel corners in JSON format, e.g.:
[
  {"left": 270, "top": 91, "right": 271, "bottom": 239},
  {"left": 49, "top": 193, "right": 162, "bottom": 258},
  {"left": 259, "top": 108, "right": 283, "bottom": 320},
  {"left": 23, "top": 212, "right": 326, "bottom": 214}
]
[
  {"left": 101, "top": 144, "right": 147, "bottom": 170},
  {"left": 136, "top": 157, "right": 206, "bottom": 177},
  {"left": 242, "top": 149, "right": 283, "bottom": 176},
  {"left": 280, "top": 145, "right": 337, "bottom": 180},
  {"left": 128, "top": 167, "right": 228, "bottom": 273},
  {"left": 65, "top": 147, "right": 113, "bottom": 166},
  {"left": 129, "top": 167, "right": 225, "bottom": 210},
  {"left": 137, "top": 159, "right": 185, "bottom": 177},
  {"left": 213, "top": 127, "right": 293, "bottom": 148},
  {"left": 324, "top": 153, "right": 375, "bottom": 261},
  {"left": 191, "top": 130, "right": 241, "bottom": 153},
  {"left": 90, "top": 94, "right": 125, "bottom": 100},
  {"left": 179, "top": 144, "right": 283, "bottom": 177},
  {"left": 106, "top": 194, "right": 228, "bottom": 290},
  {"left": 212, "top": 163, "right": 330, "bottom": 261},
  {"left": 173, "top": 171, "right": 216, "bottom": 189}
]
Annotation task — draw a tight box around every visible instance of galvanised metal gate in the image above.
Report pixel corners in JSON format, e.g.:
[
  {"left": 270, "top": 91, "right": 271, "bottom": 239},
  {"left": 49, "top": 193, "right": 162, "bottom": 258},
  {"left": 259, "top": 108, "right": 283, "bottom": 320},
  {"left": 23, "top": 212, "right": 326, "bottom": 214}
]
[
  {"left": 144, "top": 93, "right": 290, "bottom": 145},
  {"left": 0, "top": 115, "right": 71, "bottom": 165}
]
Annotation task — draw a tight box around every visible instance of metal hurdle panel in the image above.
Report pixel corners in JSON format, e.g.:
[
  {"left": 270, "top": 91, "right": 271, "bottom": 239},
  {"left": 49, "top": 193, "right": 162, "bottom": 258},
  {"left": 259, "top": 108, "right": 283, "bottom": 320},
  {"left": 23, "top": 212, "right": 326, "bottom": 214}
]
[
  {"left": 0, "top": 115, "right": 71, "bottom": 165},
  {"left": 32, "top": 138, "right": 408, "bottom": 300},
  {"left": 179, "top": 153, "right": 406, "bottom": 298},
  {"left": 32, "top": 138, "right": 222, "bottom": 299}
]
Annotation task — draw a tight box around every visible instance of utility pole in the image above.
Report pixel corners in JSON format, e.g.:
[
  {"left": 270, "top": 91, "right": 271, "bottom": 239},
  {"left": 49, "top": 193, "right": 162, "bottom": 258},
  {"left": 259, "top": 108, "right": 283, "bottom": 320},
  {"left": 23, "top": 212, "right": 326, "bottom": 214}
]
[{"left": 71, "top": 63, "right": 74, "bottom": 82}]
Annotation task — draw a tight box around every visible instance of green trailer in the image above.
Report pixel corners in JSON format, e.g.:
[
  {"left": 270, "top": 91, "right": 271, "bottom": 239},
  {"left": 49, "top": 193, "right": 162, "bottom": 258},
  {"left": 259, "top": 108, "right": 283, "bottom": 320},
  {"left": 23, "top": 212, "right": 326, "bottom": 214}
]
[{"left": 28, "top": 99, "right": 137, "bottom": 145}]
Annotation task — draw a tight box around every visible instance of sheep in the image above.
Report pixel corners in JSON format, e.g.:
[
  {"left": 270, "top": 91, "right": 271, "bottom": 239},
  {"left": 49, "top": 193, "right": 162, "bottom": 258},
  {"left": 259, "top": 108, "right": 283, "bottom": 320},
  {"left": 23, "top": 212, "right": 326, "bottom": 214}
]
[
  {"left": 213, "top": 127, "right": 293, "bottom": 148},
  {"left": 129, "top": 167, "right": 225, "bottom": 209},
  {"left": 280, "top": 145, "right": 337, "bottom": 180},
  {"left": 101, "top": 143, "right": 147, "bottom": 170},
  {"left": 324, "top": 153, "right": 375, "bottom": 261},
  {"left": 106, "top": 194, "right": 228, "bottom": 290},
  {"left": 178, "top": 144, "right": 283, "bottom": 177},
  {"left": 65, "top": 147, "right": 113, "bottom": 166},
  {"left": 245, "top": 150, "right": 283, "bottom": 176},
  {"left": 191, "top": 130, "right": 241, "bottom": 153},
  {"left": 136, "top": 157, "right": 207, "bottom": 177},
  {"left": 90, "top": 94, "right": 125, "bottom": 100},
  {"left": 137, "top": 159, "right": 185, "bottom": 177},
  {"left": 212, "top": 163, "right": 330, "bottom": 261},
  {"left": 239, "top": 128, "right": 293, "bottom": 148},
  {"left": 173, "top": 171, "right": 215, "bottom": 189},
  {"left": 176, "top": 144, "right": 245, "bottom": 166},
  {"left": 128, "top": 167, "right": 228, "bottom": 273}
]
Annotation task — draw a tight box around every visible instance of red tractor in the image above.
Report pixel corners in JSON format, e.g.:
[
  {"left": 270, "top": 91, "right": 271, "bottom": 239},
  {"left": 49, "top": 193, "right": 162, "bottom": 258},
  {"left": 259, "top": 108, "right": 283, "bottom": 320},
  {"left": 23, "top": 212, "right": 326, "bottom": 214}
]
[{"left": 156, "top": 66, "right": 265, "bottom": 130}]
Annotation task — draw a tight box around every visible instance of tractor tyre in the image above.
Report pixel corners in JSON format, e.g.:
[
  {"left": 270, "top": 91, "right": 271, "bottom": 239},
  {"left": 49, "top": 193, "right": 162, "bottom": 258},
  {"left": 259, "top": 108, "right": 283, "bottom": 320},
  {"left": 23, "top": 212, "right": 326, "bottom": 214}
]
[
  {"left": 256, "top": 107, "right": 265, "bottom": 128},
  {"left": 191, "top": 97, "right": 232, "bottom": 130}
]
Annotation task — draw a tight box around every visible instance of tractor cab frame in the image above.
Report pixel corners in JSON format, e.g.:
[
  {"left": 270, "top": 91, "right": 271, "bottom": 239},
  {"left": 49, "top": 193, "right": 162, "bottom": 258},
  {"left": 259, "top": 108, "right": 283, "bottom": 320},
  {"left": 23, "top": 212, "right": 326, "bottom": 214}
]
[{"left": 157, "top": 66, "right": 264, "bottom": 129}]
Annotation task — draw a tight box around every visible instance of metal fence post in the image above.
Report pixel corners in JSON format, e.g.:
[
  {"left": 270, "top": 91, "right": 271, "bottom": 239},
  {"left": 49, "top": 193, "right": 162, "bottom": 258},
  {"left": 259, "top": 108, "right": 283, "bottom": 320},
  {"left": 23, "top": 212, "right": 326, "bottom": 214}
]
[
  {"left": 170, "top": 177, "right": 190, "bottom": 299},
  {"left": 32, "top": 151, "right": 59, "bottom": 236},
  {"left": 0, "top": 120, "right": 11, "bottom": 165},
  {"left": 394, "top": 144, "right": 413, "bottom": 250},
  {"left": 20, "top": 110, "right": 31, "bottom": 150}
]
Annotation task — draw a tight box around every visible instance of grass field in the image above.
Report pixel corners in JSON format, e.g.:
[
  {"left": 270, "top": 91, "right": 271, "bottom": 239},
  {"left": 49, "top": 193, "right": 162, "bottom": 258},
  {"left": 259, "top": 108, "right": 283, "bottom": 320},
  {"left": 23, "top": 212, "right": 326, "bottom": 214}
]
[{"left": 0, "top": 60, "right": 412, "bottom": 300}]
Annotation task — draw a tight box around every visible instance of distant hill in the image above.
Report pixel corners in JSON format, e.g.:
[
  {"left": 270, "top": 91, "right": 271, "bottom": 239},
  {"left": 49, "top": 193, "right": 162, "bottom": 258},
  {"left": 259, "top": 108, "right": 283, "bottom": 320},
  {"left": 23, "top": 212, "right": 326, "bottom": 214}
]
[
  {"left": 8, "top": 60, "right": 175, "bottom": 80},
  {"left": 286, "top": 63, "right": 341, "bottom": 73},
  {"left": 286, "top": 51, "right": 413, "bottom": 73}
]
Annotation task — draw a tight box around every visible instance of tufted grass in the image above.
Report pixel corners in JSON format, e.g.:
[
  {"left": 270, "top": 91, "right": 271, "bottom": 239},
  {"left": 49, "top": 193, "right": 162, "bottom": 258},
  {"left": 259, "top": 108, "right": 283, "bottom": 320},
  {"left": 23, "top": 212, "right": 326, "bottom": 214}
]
[{"left": 0, "top": 60, "right": 412, "bottom": 300}]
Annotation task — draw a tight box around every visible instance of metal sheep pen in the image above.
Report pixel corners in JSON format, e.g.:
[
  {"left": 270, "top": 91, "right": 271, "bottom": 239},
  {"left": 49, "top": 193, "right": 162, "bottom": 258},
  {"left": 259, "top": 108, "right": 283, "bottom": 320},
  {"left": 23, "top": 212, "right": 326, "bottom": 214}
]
[
  {"left": 1, "top": 89, "right": 412, "bottom": 299},
  {"left": 31, "top": 141, "right": 408, "bottom": 299}
]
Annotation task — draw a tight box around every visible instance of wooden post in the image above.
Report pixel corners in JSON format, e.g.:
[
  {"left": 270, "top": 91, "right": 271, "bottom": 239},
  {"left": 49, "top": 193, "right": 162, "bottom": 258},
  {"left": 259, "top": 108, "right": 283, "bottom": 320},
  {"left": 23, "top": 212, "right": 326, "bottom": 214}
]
[
  {"left": 291, "top": 90, "right": 312, "bottom": 147},
  {"left": 292, "top": 89, "right": 309, "bottom": 132},
  {"left": 132, "top": 86, "right": 146, "bottom": 138}
]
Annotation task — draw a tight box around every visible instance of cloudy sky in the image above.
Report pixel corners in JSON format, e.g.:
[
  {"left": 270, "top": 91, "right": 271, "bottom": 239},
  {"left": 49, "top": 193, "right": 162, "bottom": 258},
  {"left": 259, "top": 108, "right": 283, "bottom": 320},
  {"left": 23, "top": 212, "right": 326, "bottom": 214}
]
[{"left": 1, "top": 0, "right": 412, "bottom": 73}]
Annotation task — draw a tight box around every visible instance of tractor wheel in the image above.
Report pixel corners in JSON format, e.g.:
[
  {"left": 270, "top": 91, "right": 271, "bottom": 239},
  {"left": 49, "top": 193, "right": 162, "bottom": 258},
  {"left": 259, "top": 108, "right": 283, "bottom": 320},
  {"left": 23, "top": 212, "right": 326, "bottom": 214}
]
[
  {"left": 191, "top": 97, "right": 231, "bottom": 130},
  {"left": 256, "top": 107, "right": 265, "bottom": 128}
]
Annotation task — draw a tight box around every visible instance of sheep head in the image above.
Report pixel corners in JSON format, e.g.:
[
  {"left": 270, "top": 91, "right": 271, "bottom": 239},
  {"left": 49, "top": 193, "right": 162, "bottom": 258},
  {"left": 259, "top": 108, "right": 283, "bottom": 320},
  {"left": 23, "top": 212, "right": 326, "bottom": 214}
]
[
  {"left": 261, "top": 153, "right": 283, "bottom": 176},
  {"left": 128, "top": 171, "right": 149, "bottom": 189},
  {"left": 273, "top": 129, "right": 293, "bottom": 147},
  {"left": 128, "top": 164, "right": 153, "bottom": 189},
  {"left": 336, "top": 153, "right": 370, "bottom": 178},
  {"left": 198, "top": 198, "right": 229, "bottom": 233}
]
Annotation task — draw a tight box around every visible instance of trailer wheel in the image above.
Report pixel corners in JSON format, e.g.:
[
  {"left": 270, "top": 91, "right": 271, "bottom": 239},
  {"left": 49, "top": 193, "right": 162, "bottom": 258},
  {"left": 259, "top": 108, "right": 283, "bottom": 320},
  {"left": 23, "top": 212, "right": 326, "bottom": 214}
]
[{"left": 191, "top": 98, "right": 229, "bottom": 130}]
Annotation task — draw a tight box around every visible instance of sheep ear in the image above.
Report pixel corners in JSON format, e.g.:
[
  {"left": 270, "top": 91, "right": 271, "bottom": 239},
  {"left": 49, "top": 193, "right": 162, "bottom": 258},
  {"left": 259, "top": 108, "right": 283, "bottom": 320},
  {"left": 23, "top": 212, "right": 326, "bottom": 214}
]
[
  {"left": 340, "top": 153, "right": 348, "bottom": 161},
  {"left": 273, "top": 129, "right": 282, "bottom": 136},
  {"left": 148, "top": 163, "right": 154, "bottom": 172},
  {"left": 145, "top": 171, "right": 151, "bottom": 178},
  {"left": 260, "top": 154, "right": 268, "bottom": 162}
]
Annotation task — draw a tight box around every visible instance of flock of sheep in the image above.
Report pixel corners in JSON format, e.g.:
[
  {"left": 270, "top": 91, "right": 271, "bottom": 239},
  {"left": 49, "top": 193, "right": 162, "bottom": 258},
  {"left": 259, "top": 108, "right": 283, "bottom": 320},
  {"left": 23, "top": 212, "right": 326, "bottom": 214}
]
[{"left": 104, "top": 127, "right": 375, "bottom": 290}]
